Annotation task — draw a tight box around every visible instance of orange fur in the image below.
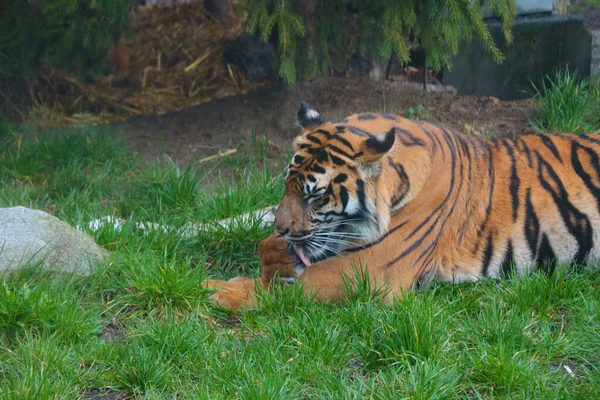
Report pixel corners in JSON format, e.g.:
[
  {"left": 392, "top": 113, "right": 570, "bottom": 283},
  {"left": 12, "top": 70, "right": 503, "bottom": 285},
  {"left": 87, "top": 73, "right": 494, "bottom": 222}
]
[{"left": 205, "top": 105, "right": 600, "bottom": 310}]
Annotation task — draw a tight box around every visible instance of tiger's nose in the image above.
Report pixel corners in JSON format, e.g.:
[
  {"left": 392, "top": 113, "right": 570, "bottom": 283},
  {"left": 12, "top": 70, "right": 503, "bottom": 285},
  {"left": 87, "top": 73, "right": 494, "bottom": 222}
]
[{"left": 274, "top": 219, "right": 294, "bottom": 236}]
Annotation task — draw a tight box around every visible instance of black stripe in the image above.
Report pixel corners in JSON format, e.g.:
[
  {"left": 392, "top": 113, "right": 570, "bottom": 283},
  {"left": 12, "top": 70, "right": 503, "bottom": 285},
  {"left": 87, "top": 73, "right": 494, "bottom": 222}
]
[
  {"left": 307, "top": 174, "right": 316, "bottom": 182},
  {"left": 539, "top": 134, "right": 563, "bottom": 163},
  {"left": 381, "top": 113, "right": 398, "bottom": 121},
  {"left": 524, "top": 188, "right": 540, "bottom": 261},
  {"left": 318, "top": 209, "right": 350, "bottom": 219},
  {"left": 422, "top": 128, "right": 437, "bottom": 154},
  {"left": 571, "top": 140, "right": 600, "bottom": 214},
  {"left": 388, "top": 159, "right": 410, "bottom": 209},
  {"left": 306, "top": 191, "right": 324, "bottom": 200},
  {"left": 356, "top": 179, "right": 367, "bottom": 213},
  {"left": 314, "top": 129, "right": 331, "bottom": 137},
  {"left": 330, "top": 135, "right": 355, "bottom": 152},
  {"left": 500, "top": 241, "right": 515, "bottom": 278},
  {"left": 326, "top": 144, "right": 354, "bottom": 159},
  {"left": 458, "top": 135, "right": 473, "bottom": 181},
  {"left": 333, "top": 173, "right": 348, "bottom": 184},
  {"left": 306, "top": 135, "right": 322, "bottom": 145},
  {"left": 472, "top": 145, "right": 495, "bottom": 254},
  {"left": 516, "top": 138, "right": 533, "bottom": 168},
  {"left": 345, "top": 221, "right": 409, "bottom": 253},
  {"left": 578, "top": 133, "right": 600, "bottom": 146},
  {"left": 347, "top": 126, "right": 372, "bottom": 137},
  {"left": 536, "top": 151, "right": 593, "bottom": 265},
  {"left": 502, "top": 139, "right": 521, "bottom": 222},
  {"left": 395, "top": 128, "right": 426, "bottom": 147},
  {"left": 456, "top": 136, "right": 475, "bottom": 242},
  {"left": 469, "top": 135, "right": 485, "bottom": 159},
  {"left": 358, "top": 112, "right": 377, "bottom": 120},
  {"left": 293, "top": 155, "right": 305, "bottom": 164},
  {"left": 311, "top": 164, "right": 326, "bottom": 174},
  {"left": 329, "top": 153, "right": 345, "bottom": 166},
  {"left": 339, "top": 185, "right": 349, "bottom": 210},
  {"left": 481, "top": 233, "right": 494, "bottom": 277},
  {"left": 315, "top": 150, "right": 329, "bottom": 163},
  {"left": 537, "top": 233, "right": 557, "bottom": 275},
  {"left": 427, "top": 127, "right": 446, "bottom": 161}
]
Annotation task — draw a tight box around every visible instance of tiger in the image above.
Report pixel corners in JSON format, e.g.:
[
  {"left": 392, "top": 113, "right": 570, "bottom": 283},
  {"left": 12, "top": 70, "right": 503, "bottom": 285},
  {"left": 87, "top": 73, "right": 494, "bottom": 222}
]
[{"left": 204, "top": 101, "right": 600, "bottom": 310}]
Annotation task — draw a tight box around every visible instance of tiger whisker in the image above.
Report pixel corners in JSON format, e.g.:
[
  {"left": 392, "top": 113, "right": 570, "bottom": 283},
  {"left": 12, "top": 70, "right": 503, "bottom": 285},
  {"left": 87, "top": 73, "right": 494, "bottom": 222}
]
[
  {"left": 306, "top": 242, "right": 326, "bottom": 258},
  {"left": 322, "top": 240, "right": 365, "bottom": 250},
  {"left": 311, "top": 234, "right": 363, "bottom": 245},
  {"left": 316, "top": 218, "right": 368, "bottom": 228},
  {"left": 312, "top": 237, "right": 359, "bottom": 248},
  {"left": 313, "top": 231, "right": 366, "bottom": 238},
  {"left": 309, "top": 238, "right": 346, "bottom": 256},
  {"left": 307, "top": 238, "right": 339, "bottom": 254},
  {"left": 313, "top": 228, "right": 367, "bottom": 236},
  {"left": 313, "top": 232, "right": 369, "bottom": 242}
]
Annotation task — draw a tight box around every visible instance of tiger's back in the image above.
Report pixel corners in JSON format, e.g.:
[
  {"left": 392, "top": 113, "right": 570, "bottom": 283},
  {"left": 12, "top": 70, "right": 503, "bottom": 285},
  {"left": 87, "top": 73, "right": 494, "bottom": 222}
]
[{"left": 335, "top": 112, "right": 600, "bottom": 286}]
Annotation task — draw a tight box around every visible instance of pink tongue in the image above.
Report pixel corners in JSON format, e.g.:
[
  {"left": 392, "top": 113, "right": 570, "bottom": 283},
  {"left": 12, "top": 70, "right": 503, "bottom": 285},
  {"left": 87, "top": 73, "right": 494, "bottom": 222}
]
[{"left": 294, "top": 245, "right": 312, "bottom": 266}]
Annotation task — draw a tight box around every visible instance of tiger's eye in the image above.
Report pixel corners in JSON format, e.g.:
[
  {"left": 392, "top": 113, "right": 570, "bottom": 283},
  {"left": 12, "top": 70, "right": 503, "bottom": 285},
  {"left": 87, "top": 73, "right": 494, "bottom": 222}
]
[{"left": 316, "top": 196, "right": 330, "bottom": 207}]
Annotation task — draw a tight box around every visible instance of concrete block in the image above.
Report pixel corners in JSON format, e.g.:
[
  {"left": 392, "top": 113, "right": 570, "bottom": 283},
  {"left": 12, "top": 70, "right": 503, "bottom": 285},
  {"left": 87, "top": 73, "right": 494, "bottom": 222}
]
[
  {"left": 443, "top": 15, "right": 592, "bottom": 100},
  {"left": 592, "top": 30, "right": 600, "bottom": 78}
]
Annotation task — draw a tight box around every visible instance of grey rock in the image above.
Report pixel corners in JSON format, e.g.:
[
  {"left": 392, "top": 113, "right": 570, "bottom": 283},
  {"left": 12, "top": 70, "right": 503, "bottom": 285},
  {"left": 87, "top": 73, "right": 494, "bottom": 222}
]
[
  {"left": 0, "top": 206, "right": 109, "bottom": 275},
  {"left": 444, "top": 14, "right": 592, "bottom": 101}
]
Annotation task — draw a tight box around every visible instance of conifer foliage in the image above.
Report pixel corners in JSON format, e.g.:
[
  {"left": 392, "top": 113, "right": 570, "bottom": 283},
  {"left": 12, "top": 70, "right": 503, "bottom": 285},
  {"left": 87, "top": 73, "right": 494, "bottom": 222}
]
[
  {"left": 0, "top": 0, "right": 131, "bottom": 80},
  {"left": 246, "top": 0, "right": 517, "bottom": 87}
]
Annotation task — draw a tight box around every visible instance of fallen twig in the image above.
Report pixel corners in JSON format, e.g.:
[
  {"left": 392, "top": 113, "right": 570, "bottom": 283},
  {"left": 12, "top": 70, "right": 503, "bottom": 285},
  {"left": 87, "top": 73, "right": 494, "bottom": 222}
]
[{"left": 196, "top": 148, "right": 237, "bottom": 164}]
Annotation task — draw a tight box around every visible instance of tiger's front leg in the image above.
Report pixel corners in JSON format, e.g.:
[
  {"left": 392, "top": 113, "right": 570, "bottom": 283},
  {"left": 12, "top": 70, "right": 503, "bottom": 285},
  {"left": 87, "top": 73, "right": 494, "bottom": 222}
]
[
  {"left": 204, "top": 233, "right": 299, "bottom": 310},
  {"left": 205, "top": 233, "right": 415, "bottom": 310}
]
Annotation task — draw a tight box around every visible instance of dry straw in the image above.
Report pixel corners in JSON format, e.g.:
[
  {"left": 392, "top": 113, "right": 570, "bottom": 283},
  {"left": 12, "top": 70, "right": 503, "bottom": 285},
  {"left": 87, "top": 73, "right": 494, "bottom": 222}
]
[{"left": 26, "top": 1, "right": 270, "bottom": 128}]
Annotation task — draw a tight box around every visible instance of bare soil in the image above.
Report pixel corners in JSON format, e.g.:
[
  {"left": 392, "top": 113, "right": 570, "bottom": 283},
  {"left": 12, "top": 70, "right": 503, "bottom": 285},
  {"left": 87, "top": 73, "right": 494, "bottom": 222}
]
[{"left": 120, "top": 76, "right": 537, "bottom": 168}]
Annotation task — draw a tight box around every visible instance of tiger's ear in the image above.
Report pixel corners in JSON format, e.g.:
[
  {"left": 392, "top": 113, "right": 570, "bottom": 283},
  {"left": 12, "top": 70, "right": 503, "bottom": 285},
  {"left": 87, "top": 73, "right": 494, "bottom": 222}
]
[
  {"left": 361, "top": 128, "right": 396, "bottom": 162},
  {"left": 296, "top": 101, "right": 326, "bottom": 133}
]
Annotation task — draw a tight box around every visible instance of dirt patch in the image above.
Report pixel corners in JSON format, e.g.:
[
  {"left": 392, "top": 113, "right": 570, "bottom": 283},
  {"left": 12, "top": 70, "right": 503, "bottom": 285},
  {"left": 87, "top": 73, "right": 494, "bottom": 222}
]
[
  {"left": 215, "top": 314, "right": 243, "bottom": 329},
  {"left": 97, "top": 317, "right": 126, "bottom": 342},
  {"left": 119, "top": 76, "right": 537, "bottom": 167}
]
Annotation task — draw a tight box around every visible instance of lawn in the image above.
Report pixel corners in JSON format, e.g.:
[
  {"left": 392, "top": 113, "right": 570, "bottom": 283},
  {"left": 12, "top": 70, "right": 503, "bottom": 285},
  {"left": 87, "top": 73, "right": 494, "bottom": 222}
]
[{"left": 1, "top": 71, "right": 600, "bottom": 399}]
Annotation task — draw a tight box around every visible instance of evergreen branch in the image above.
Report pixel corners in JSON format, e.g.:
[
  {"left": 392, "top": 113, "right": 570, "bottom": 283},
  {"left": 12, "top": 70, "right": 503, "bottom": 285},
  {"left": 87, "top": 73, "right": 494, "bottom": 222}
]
[{"left": 244, "top": 0, "right": 514, "bottom": 87}]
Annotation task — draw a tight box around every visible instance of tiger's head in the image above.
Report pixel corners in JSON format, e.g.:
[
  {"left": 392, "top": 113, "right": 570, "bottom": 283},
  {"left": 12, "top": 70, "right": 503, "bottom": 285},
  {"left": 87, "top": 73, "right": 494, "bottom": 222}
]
[{"left": 274, "top": 101, "right": 397, "bottom": 267}]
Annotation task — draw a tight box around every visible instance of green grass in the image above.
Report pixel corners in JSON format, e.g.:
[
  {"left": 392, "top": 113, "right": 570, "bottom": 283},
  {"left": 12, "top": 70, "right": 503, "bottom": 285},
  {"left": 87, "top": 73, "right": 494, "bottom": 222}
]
[
  {"left": 1, "top": 122, "right": 599, "bottom": 398},
  {"left": 405, "top": 104, "right": 431, "bottom": 120},
  {"left": 528, "top": 68, "right": 600, "bottom": 134}
]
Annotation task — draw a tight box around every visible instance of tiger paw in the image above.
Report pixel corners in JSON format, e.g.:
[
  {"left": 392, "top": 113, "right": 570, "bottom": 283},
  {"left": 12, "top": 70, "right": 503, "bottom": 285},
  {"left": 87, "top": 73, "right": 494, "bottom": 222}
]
[
  {"left": 258, "top": 234, "right": 298, "bottom": 284},
  {"left": 203, "top": 277, "right": 258, "bottom": 311}
]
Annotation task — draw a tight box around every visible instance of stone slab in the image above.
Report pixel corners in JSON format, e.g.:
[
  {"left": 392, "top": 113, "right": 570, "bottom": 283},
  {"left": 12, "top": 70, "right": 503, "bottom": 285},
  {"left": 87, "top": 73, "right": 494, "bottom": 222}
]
[{"left": 444, "top": 14, "right": 592, "bottom": 100}]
